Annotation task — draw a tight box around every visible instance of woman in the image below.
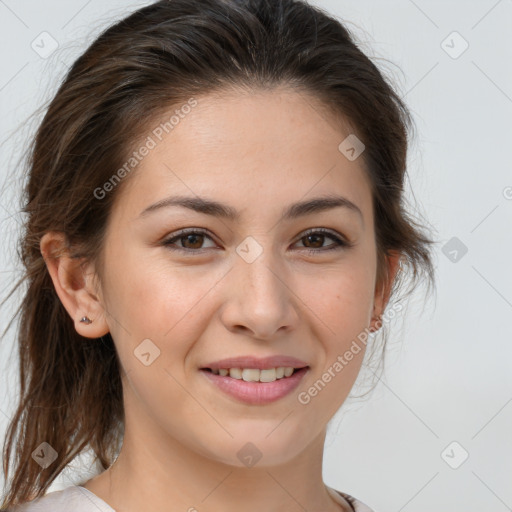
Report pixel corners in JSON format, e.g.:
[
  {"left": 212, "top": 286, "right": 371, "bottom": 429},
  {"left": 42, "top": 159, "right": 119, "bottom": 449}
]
[{"left": 1, "top": 0, "right": 435, "bottom": 510}]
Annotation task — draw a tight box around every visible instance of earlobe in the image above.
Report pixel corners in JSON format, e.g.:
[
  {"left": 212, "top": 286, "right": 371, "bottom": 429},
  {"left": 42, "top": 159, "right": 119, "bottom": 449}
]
[{"left": 40, "top": 231, "right": 110, "bottom": 339}]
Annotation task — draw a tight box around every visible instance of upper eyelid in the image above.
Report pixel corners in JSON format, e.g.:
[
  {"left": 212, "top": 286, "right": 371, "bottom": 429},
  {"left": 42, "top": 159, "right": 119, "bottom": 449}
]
[{"left": 293, "top": 228, "right": 347, "bottom": 244}]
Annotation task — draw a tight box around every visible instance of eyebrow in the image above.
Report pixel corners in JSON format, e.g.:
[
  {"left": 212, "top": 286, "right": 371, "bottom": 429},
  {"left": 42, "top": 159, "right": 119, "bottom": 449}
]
[{"left": 138, "top": 194, "right": 364, "bottom": 224}]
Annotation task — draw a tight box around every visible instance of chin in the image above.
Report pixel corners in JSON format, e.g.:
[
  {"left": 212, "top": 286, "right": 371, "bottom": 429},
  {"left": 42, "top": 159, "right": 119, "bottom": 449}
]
[{"left": 196, "top": 431, "right": 309, "bottom": 469}]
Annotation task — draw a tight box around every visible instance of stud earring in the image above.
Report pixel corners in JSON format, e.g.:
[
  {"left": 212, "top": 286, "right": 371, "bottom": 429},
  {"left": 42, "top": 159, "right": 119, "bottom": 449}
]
[{"left": 80, "top": 316, "right": 92, "bottom": 324}]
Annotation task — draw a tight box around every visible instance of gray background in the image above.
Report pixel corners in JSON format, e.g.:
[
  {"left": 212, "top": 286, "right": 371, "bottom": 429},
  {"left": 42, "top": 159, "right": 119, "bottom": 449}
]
[{"left": 1, "top": 1, "right": 511, "bottom": 511}]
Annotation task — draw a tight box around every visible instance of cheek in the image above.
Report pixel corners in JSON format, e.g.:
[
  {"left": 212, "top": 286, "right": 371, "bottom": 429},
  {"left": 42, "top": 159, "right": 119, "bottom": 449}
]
[
  {"left": 300, "top": 259, "right": 376, "bottom": 335},
  {"left": 295, "top": 256, "right": 376, "bottom": 402},
  {"left": 102, "top": 248, "right": 228, "bottom": 365},
  {"left": 298, "top": 271, "right": 373, "bottom": 413}
]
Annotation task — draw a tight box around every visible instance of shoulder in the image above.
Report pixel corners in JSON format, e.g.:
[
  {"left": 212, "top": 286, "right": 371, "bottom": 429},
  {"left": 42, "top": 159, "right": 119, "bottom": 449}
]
[
  {"left": 7, "top": 486, "right": 115, "bottom": 512},
  {"left": 9, "top": 485, "right": 373, "bottom": 512},
  {"left": 339, "top": 491, "right": 376, "bottom": 512},
  {"left": 328, "top": 486, "right": 377, "bottom": 512}
]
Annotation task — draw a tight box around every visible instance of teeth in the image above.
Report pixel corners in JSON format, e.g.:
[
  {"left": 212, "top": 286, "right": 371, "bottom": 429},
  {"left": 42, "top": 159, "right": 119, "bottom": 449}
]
[
  {"left": 229, "top": 368, "right": 242, "bottom": 379},
  {"left": 209, "top": 366, "right": 298, "bottom": 382},
  {"left": 242, "top": 369, "right": 260, "bottom": 382},
  {"left": 259, "top": 369, "right": 276, "bottom": 382}
]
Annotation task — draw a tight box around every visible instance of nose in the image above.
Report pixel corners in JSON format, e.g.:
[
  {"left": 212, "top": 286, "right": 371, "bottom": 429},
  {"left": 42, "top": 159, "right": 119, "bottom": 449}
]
[{"left": 219, "top": 247, "right": 300, "bottom": 340}]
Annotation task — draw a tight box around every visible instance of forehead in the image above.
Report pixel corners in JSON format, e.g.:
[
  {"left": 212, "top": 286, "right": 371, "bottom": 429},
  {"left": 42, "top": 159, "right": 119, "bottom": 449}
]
[{"left": 115, "top": 87, "right": 373, "bottom": 224}]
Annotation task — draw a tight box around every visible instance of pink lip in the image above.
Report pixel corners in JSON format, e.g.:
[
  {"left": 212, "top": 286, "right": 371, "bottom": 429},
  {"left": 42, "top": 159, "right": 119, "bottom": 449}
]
[
  {"left": 200, "top": 367, "right": 309, "bottom": 405},
  {"left": 201, "top": 355, "right": 309, "bottom": 371}
]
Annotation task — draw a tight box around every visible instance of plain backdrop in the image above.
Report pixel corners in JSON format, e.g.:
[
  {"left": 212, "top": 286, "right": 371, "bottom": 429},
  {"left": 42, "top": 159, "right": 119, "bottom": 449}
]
[{"left": 0, "top": 1, "right": 511, "bottom": 511}]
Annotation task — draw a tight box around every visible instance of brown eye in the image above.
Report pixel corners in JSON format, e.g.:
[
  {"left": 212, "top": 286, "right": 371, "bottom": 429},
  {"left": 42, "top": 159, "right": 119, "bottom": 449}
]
[
  {"left": 295, "top": 229, "right": 350, "bottom": 253},
  {"left": 162, "top": 229, "right": 216, "bottom": 253},
  {"left": 301, "top": 233, "right": 327, "bottom": 249},
  {"left": 180, "top": 233, "right": 205, "bottom": 249}
]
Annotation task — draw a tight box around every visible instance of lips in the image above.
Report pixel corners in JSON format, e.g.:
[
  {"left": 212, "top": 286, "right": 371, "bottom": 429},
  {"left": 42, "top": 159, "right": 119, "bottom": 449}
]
[
  {"left": 199, "top": 355, "right": 310, "bottom": 404},
  {"left": 200, "top": 366, "right": 309, "bottom": 405}
]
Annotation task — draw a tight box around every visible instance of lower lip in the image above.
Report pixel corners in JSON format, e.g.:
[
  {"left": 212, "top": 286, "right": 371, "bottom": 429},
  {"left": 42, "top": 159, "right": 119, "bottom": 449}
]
[{"left": 200, "top": 368, "right": 309, "bottom": 405}]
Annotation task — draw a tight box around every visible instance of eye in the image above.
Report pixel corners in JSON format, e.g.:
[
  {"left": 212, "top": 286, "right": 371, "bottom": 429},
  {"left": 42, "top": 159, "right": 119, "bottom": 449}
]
[
  {"left": 294, "top": 228, "right": 352, "bottom": 254},
  {"left": 162, "top": 228, "right": 217, "bottom": 253}
]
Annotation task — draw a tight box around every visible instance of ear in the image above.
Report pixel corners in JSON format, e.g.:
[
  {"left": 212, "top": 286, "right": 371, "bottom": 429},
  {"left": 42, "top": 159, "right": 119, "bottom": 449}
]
[
  {"left": 370, "top": 250, "right": 402, "bottom": 332},
  {"left": 40, "top": 231, "right": 110, "bottom": 339}
]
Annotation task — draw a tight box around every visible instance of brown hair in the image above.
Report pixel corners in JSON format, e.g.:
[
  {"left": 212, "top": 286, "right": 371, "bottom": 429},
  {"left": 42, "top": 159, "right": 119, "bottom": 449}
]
[{"left": 1, "top": 0, "right": 436, "bottom": 507}]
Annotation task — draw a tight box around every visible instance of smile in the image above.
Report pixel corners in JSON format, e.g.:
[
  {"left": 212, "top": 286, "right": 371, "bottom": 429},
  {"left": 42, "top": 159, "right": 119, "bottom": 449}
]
[{"left": 200, "top": 366, "right": 309, "bottom": 405}]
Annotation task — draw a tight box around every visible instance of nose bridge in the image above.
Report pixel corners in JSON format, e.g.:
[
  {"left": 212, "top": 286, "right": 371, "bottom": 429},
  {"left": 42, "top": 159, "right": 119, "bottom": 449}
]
[
  {"left": 235, "top": 235, "right": 284, "bottom": 305},
  {"left": 221, "top": 235, "right": 298, "bottom": 337}
]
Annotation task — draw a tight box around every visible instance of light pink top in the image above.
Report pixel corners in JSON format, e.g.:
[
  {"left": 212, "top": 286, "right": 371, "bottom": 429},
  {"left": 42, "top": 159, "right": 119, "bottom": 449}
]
[{"left": 8, "top": 484, "right": 376, "bottom": 511}]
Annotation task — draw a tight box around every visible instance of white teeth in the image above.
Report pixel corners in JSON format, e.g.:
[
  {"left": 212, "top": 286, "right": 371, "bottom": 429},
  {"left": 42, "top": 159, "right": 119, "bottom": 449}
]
[
  {"left": 284, "top": 367, "right": 294, "bottom": 377},
  {"left": 259, "top": 369, "right": 276, "bottom": 382},
  {"left": 242, "top": 369, "right": 260, "bottom": 382},
  {"left": 209, "top": 366, "right": 298, "bottom": 382},
  {"left": 229, "top": 368, "right": 242, "bottom": 379}
]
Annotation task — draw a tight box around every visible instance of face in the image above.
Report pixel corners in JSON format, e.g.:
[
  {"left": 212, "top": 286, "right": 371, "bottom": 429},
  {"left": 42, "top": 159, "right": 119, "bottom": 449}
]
[{"left": 93, "top": 87, "right": 386, "bottom": 467}]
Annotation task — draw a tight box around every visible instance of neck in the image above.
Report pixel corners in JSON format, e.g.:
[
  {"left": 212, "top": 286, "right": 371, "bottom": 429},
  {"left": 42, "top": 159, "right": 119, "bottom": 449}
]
[{"left": 83, "top": 398, "right": 344, "bottom": 511}]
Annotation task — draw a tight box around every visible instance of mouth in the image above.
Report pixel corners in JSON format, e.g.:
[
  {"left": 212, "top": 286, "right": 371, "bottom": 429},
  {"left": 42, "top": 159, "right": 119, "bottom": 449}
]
[{"left": 199, "top": 366, "right": 310, "bottom": 405}]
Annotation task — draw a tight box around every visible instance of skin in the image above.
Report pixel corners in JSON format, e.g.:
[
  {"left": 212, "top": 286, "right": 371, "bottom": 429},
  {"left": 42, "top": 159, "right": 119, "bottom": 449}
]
[{"left": 41, "top": 87, "right": 400, "bottom": 512}]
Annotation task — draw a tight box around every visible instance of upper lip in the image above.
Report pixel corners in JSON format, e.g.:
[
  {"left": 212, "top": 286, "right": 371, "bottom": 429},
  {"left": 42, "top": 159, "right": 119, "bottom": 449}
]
[{"left": 201, "top": 355, "right": 309, "bottom": 371}]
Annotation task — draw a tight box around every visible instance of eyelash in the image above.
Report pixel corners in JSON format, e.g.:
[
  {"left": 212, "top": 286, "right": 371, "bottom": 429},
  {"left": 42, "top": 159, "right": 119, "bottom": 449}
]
[{"left": 161, "top": 228, "right": 353, "bottom": 255}]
